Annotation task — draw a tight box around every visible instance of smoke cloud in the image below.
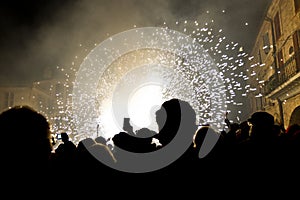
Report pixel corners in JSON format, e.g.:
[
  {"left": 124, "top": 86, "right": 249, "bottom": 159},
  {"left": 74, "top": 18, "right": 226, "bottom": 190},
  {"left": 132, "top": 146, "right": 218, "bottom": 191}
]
[{"left": 0, "top": 0, "right": 271, "bottom": 83}]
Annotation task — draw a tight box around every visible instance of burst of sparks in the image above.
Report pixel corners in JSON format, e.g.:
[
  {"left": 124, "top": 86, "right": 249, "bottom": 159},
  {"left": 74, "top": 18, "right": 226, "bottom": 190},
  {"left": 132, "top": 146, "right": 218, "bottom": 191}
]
[{"left": 36, "top": 11, "right": 270, "bottom": 143}]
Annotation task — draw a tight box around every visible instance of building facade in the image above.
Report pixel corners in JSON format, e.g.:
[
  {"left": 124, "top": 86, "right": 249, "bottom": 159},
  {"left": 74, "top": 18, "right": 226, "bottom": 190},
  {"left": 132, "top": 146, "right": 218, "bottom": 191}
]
[
  {"left": 248, "top": 0, "right": 300, "bottom": 128},
  {"left": 0, "top": 85, "right": 32, "bottom": 112},
  {"left": 0, "top": 79, "right": 73, "bottom": 133}
]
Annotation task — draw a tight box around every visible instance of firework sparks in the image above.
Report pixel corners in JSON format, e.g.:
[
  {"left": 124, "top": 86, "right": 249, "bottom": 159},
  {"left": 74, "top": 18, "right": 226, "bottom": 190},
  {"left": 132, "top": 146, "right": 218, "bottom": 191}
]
[{"left": 48, "top": 15, "right": 265, "bottom": 143}]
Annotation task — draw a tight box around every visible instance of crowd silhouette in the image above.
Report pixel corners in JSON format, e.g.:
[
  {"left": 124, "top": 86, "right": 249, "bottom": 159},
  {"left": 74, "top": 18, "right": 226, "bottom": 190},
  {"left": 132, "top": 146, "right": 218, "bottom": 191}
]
[{"left": 1, "top": 98, "right": 300, "bottom": 183}]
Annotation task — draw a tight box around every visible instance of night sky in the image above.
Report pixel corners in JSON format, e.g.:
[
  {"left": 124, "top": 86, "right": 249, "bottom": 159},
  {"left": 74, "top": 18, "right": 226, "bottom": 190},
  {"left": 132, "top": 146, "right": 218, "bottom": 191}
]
[{"left": 0, "top": 0, "right": 272, "bottom": 84}]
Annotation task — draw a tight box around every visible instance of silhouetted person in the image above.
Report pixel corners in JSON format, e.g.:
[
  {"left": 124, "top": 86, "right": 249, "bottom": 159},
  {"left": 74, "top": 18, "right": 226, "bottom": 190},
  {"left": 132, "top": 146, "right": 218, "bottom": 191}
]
[
  {"left": 0, "top": 106, "right": 53, "bottom": 174},
  {"left": 123, "top": 117, "right": 135, "bottom": 136},
  {"left": 223, "top": 112, "right": 240, "bottom": 144},
  {"left": 95, "top": 135, "right": 107, "bottom": 145},
  {"left": 237, "top": 111, "right": 278, "bottom": 169},
  {"left": 74, "top": 137, "right": 97, "bottom": 170},
  {"left": 192, "top": 126, "right": 223, "bottom": 161},
  {"left": 236, "top": 120, "right": 250, "bottom": 143},
  {"left": 75, "top": 137, "right": 96, "bottom": 164},
  {"left": 112, "top": 98, "right": 197, "bottom": 176},
  {"left": 281, "top": 124, "right": 300, "bottom": 164},
  {"left": 88, "top": 143, "right": 117, "bottom": 167},
  {"left": 55, "top": 132, "right": 76, "bottom": 154},
  {"left": 112, "top": 131, "right": 156, "bottom": 153},
  {"left": 154, "top": 98, "right": 197, "bottom": 146},
  {"left": 113, "top": 98, "right": 196, "bottom": 152},
  {"left": 248, "top": 111, "right": 276, "bottom": 143},
  {"left": 168, "top": 124, "right": 226, "bottom": 178},
  {"left": 53, "top": 132, "right": 77, "bottom": 168},
  {"left": 285, "top": 124, "right": 300, "bottom": 139},
  {"left": 149, "top": 98, "right": 198, "bottom": 175},
  {"left": 72, "top": 137, "right": 118, "bottom": 178},
  {"left": 135, "top": 127, "right": 157, "bottom": 138}
]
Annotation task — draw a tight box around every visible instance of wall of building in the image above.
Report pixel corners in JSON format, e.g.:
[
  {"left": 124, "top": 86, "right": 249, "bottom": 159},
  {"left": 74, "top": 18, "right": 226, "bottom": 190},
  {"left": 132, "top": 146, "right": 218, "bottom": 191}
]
[
  {"left": 0, "top": 78, "right": 73, "bottom": 133},
  {"left": 248, "top": 0, "right": 300, "bottom": 129},
  {"left": 0, "top": 87, "right": 32, "bottom": 112},
  {"left": 264, "top": 99, "right": 281, "bottom": 124},
  {"left": 283, "top": 93, "right": 300, "bottom": 127}
]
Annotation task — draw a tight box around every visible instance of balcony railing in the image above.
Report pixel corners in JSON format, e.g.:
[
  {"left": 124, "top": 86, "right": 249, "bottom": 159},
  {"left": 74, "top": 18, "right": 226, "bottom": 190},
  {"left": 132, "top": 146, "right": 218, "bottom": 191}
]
[{"left": 265, "top": 51, "right": 300, "bottom": 95}]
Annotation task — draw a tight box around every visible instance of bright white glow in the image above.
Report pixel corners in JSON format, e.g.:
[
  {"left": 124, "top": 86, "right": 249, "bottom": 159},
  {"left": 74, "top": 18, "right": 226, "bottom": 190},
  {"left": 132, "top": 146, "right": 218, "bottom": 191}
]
[
  {"left": 128, "top": 84, "right": 163, "bottom": 131},
  {"left": 98, "top": 99, "right": 120, "bottom": 139}
]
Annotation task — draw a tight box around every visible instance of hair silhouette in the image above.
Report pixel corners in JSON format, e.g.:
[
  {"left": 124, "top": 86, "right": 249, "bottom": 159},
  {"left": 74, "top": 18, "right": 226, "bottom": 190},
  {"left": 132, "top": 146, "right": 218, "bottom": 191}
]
[{"left": 0, "top": 106, "right": 53, "bottom": 173}]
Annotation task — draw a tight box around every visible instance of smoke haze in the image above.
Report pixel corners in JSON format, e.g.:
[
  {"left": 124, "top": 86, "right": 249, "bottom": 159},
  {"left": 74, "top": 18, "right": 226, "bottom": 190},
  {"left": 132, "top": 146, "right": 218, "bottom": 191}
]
[{"left": 0, "top": 0, "right": 271, "bottom": 83}]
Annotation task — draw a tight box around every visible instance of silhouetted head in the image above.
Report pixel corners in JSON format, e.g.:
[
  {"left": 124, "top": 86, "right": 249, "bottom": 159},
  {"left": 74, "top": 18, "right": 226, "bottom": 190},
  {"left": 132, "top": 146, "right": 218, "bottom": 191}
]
[
  {"left": 248, "top": 111, "right": 275, "bottom": 141},
  {"left": 61, "top": 132, "right": 69, "bottom": 143},
  {"left": 193, "top": 126, "right": 209, "bottom": 150},
  {"left": 135, "top": 127, "right": 157, "bottom": 138},
  {"left": 95, "top": 136, "right": 107, "bottom": 145},
  {"left": 155, "top": 98, "right": 197, "bottom": 146},
  {"left": 248, "top": 111, "right": 274, "bottom": 128},
  {"left": 77, "top": 137, "right": 96, "bottom": 151},
  {"left": 191, "top": 125, "right": 221, "bottom": 160},
  {"left": 0, "top": 105, "right": 52, "bottom": 165}
]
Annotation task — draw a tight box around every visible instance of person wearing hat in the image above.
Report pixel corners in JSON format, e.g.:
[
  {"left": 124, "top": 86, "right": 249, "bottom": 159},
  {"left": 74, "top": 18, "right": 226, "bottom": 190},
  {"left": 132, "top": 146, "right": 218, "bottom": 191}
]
[{"left": 248, "top": 111, "right": 276, "bottom": 142}]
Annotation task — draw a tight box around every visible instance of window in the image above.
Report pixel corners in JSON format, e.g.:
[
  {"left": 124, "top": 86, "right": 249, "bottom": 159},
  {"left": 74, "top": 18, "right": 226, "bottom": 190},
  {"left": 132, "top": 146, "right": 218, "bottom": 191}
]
[
  {"left": 274, "top": 12, "right": 281, "bottom": 41},
  {"left": 4, "top": 92, "right": 14, "bottom": 108},
  {"left": 255, "top": 95, "right": 263, "bottom": 110},
  {"left": 4, "top": 92, "right": 9, "bottom": 108},
  {"left": 277, "top": 50, "right": 284, "bottom": 82},
  {"left": 295, "top": 0, "right": 300, "bottom": 13},
  {"left": 258, "top": 50, "right": 263, "bottom": 64},
  {"left": 293, "top": 30, "right": 300, "bottom": 51},
  {"left": 289, "top": 46, "right": 294, "bottom": 55},
  {"left": 263, "top": 33, "right": 270, "bottom": 54},
  {"left": 293, "top": 30, "right": 300, "bottom": 70},
  {"left": 277, "top": 49, "right": 284, "bottom": 68}
]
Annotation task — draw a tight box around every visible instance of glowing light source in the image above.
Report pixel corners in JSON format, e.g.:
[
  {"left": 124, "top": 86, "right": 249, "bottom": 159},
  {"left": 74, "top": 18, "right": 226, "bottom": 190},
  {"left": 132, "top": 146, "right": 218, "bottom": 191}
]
[
  {"left": 128, "top": 84, "right": 163, "bottom": 130},
  {"left": 72, "top": 27, "right": 227, "bottom": 140}
]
